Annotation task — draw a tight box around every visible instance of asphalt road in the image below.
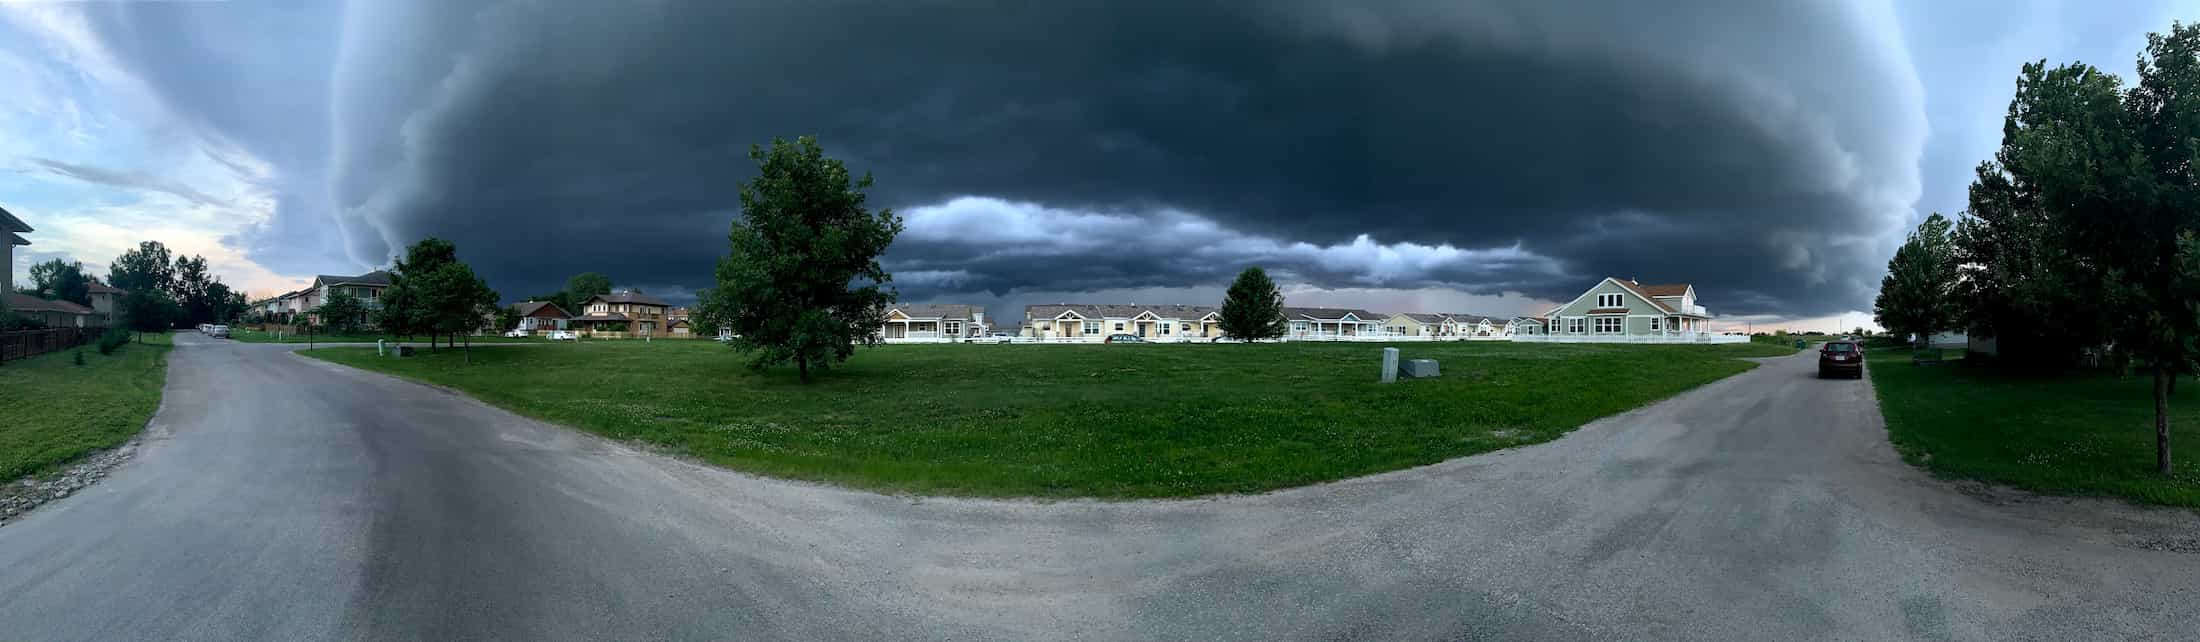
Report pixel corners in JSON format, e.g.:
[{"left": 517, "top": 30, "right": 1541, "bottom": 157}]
[{"left": 2, "top": 335, "right": 2197, "bottom": 640}]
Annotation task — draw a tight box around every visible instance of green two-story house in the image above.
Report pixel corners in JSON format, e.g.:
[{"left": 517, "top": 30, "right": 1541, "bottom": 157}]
[{"left": 1522, "top": 277, "right": 1735, "bottom": 343}]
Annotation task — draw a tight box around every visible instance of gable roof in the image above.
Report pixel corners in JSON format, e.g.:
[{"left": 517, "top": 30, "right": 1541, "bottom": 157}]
[
  {"left": 314, "top": 270, "right": 393, "bottom": 288},
  {"left": 1445, "top": 314, "right": 1498, "bottom": 324},
  {"left": 515, "top": 301, "right": 571, "bottom": 318},
  {"left": 1397, "top": 312, "right": 1448, "bottom": 324},
  {"left": 1283, "top": 306, "right": 1383, "bottom": 321},
  {"left": 1027, "top": 303, "right": 1217, "bottom": 320},
  {"left": 888, "top": 303, "right": 979, "bottom": 320},
  {"left": 586, "top": 290, "right": 669, "bottom": 306},
  {"left": 86, "top": 282, "right": 126, "bottom": 295},
  {"left": 0, "top": 205, "right": 30, "bottom": 233},
  {"left": 4, "top": 292, "right": 91, "bottom": 314},
  {"left": 1638, "top": 283, "right": 1692, "bottom": 298}
]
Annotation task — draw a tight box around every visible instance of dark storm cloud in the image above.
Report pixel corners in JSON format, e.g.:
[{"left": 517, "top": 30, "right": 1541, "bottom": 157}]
[{"left": 319, "top": 0, "right": 1920, "bottom": 313}]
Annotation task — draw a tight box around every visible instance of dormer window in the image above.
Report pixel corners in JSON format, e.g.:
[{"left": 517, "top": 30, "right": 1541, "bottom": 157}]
[{"left": 1597, "top": 293, "right": 1623, "bottom": 308}]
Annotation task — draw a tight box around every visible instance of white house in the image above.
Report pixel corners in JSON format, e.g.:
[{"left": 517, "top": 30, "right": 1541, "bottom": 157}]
[
  {"left": 1283, "top": 307, "right": 1385, "bottom": 339},
  {"left": 1517, "top": 277, "right": 1741, "bottom": 344},
  {"left": 881, "top": 304, "right": 988, "bottom": 342},
  {"left": 1022, "top": 304, "right": 1220, "bottom": 341}
]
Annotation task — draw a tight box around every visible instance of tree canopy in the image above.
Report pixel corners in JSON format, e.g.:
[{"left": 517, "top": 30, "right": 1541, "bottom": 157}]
[
  {"left": 26, "top": 259, "right": 92, "bottom": 306},
  {"left": 701, "top": 136, "right": 902, "bottom": 382}
]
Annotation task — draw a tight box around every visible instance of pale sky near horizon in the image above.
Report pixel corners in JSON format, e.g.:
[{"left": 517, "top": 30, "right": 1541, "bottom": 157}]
[{"left": 3, "top": 1, "right": 2193, "bottom": 331}]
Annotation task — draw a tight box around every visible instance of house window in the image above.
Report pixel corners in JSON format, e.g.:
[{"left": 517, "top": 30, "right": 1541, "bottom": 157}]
[
  {"left": 945, "top": 321, "right": 961, "bottom": 335},
  {"left": 1598, "top": 293, "right": 1623, "bottom": 308},
  {"left": 1083, "top": 321, "right": 1101, "bottom": 335},
  {"left": 1181, "top": 323, "right": 1191, "bottom": 331},
  {"left": 1292, "top": 321, "right": 1308, "bottom": 332},
  {"left": 1649, "top": 318, "right": 1661, "bottom": 331},
  {"left": 1567, "top": 318, "right": 1585, "bottom": 333},
  {"left": 1160, "top": 324, "right": 1171, "bottom": 335},
  {"left": 1593, "top": 317, "right": 1623, "bottom": 333},
  {"left": 1114, "top": 322, "right": 1124, "bottom": 331}
]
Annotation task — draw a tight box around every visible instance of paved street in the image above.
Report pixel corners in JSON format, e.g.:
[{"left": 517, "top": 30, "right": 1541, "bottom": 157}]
[{"left": 2, "top": 334, "right": 2196, "bottom": 640}]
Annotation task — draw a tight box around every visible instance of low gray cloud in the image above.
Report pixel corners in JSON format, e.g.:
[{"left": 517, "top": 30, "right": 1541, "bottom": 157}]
[{"left": 83, "top": 0, "right": 1933, "bottom": 317}]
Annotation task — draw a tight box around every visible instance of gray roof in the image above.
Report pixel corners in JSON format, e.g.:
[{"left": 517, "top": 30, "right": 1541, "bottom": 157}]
[
  {"left": 8, "top": 232, "right": 26, "bottom": 246},
  {"left": 1444, "top": 313, "right": 1499, "bottom": 324},
  {"left": 0, "top": 205, "right": 29, "bottom": 233},
  {"left": 1282, "top": 306, "right": 1383, "bottom": 321},
  {"left": 515, "top": 301, "right": 570, "bottom": 318},
  {"left": 1026, "top": 303, "right": 1218, "bottom": 320},
  {"left": 587, "top": 290, "right": 669, "bottom": 306},
  {"left": 571, "top": 313, "right": 630, "bottom": 322},
  {"left": 887, "top": 303, "right": 979, "bottom": 320},
  {"left": 314, "top": 270, "right": 393, "bottom": 288},
  {"left": 1398, "top": 313, "right": 1448, "bottom": 324}
]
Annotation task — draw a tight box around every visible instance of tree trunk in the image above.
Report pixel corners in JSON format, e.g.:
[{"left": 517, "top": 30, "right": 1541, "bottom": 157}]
[
  {"left": 463, "top": 333, "right": 471, "bottom": 365},
  {"left": 797, "top": 357, "right": 810, "bottom": 383},
  {"left": 2156, "top": 364, "right": 2173, "bottom": 475}
]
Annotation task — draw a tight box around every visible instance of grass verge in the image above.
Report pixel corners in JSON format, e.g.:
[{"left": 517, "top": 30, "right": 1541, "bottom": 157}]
[
  {"left": 0, "top": 332, "right": 171, "bottom": 480},
  {"left": 1870, "top": 346, "right": 2200, "bottom": 507},
  {"left": 305, "top": 340, "right": 1788, "bottom": 499}
]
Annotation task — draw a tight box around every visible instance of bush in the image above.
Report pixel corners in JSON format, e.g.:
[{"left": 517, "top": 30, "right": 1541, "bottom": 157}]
[{"left": 97, "top": 327, "right": 130, "bottom": 355}]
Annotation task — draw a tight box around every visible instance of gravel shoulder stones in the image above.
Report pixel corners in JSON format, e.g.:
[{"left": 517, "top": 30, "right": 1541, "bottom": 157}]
[{"left": 0, "top": 437, "right": 142, "bottom": 527}]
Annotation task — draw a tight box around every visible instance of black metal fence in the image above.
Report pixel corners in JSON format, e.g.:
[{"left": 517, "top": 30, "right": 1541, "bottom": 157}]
[{"left": 0, "top": 328, "right": 95, "bottom": 364}]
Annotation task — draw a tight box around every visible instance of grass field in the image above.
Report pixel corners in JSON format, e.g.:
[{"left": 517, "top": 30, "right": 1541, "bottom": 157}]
[
  {"left": 306, "top": 339, "right": 1790, "bottom": 498},
  {"left": 1871, "top": 346, "right": 2200, "bottom": 507},
  {"left": 229, "top": 327, "right": 541, "bottom": 344},
  {"left": 0, "top": 333, "right": 171, "bottom": 480}
]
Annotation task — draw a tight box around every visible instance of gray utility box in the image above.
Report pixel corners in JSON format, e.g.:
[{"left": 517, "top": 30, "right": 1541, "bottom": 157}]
[{"left": 1400, "top": 359, "right": 1441, "bottom": 379}]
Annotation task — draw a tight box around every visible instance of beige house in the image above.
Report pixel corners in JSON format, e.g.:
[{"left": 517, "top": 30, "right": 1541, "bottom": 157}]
[
  {"left": 87, "top": 282, "right": 126, "bottom": 326},
  {"left": 881, "top": 304, "right": 988, "bottom": 342},
  {"left": 1381, "top": 313, "right": 1448, "bottom": 337},
  {"left": 573, "top": 290, "right": 671, "bottom": 336},
  {"left": 1023, "top": 304, "right": 1220, "bottom": 341}
]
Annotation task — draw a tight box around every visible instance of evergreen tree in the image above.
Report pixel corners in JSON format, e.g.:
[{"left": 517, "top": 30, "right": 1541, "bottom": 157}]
[{"left": 1218, "top": 266, "right": 1287, "bottom": 341}]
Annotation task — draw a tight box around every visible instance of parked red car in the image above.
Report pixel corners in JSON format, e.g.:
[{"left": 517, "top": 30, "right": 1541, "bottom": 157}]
[{"left": 1818, "top": 341, "right": 1864, "bottom": 379}]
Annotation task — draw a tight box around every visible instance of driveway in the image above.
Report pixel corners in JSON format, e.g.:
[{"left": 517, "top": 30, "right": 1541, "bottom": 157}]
[{"left": 1, "top": 335, "right": 2195, "bottom": 640}]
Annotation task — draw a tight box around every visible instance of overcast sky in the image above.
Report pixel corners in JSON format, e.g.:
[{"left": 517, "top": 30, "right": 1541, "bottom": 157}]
[{"left": 3, "top": 1, "right": 2193, "bottom": 329}]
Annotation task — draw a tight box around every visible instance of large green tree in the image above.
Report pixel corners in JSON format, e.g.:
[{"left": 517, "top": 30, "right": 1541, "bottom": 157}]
[
  {"left": 26, "top": 259, "right": 91, "bottom": 305},
  {"left": 377, "top": 238, "right": 462, "bottom": 346},
  {"left": 1873, "top": 213, "right": 1958, "bottom": 344},
  {"left": 702, "top": 136, "right": 902, "bottom": 382},
  {"left": 1954, "top": 23, "right": 2200, "bottom": 475},
  {"left": 106, "top": 241, "right": 175, "bottom": 296},
  {"left": 414, "top": 260, "right": 499, "bottom": 364},
  {"left": 1218, "top": 266, "right": 1287, "bottom": 341}
]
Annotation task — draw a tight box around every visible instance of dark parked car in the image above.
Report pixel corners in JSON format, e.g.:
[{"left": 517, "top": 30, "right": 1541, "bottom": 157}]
[
  {"left": 1104, "top": 333, "right": 1143, "bottom": 343},
  {"left": 1818, "top": 341, "right": 1864, "bottom": 379}
]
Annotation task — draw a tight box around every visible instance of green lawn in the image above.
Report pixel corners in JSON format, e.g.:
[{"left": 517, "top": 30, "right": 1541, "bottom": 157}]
[
  {"left": 0, "top": 333, "right": 172, "bottom": 480},
  {"left": 306, "top": 339, "right": 1789, "bottom": 498},
  {"left": 230, "top": 327, "right": 540, "bottom": 344},
  {"left": 1871, "top": 346, "right": 2200, "bottom": 507}
]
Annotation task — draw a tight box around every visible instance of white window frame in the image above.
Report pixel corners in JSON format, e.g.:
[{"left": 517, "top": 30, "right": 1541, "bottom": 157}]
[
  {"left": 1648, "top": 317, "right": 1661, "bottom": 331},
  {"left": 1597, "top": 293, "right": 1623, "bottom": 308},
  {"left": 1592, "top": 317, "right": 1623, "bottom": 334},
  {"left": 1567, "top": 317, "right": 1585, "bottom": 333},
  {"left": 1159, "top": 323, "right": 1171, "bottom": 335},
  {"left": 945, "top": 321, "right": 961, "bottom": 335},
  {"left": 1114, "top": 322, "right": 1125, "bottom": 332},
  {"left": 1083, "top": 321, "right": 1101, "bottom": 335},
  {"left": 1292, "top": 321, "right": 1309, "bottom": 332}
]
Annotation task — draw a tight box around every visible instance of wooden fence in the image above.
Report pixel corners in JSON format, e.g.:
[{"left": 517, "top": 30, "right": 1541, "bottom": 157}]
[{"left": 0, "top": 328, "right": 96, "bottom": 364}]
